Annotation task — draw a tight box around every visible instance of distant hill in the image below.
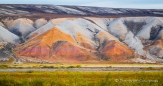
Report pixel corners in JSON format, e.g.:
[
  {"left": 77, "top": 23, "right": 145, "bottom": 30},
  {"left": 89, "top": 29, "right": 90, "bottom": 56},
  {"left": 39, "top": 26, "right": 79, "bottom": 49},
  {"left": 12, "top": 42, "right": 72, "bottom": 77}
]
[{"left": 0, "top": 4, "right": 163, "bottom": 19}]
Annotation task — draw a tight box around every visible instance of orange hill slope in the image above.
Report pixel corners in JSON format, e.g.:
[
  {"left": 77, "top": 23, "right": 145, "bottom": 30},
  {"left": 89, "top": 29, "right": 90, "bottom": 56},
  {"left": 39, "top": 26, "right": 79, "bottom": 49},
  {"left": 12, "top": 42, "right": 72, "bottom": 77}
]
[
  {"left": 100, "top": 40, "right": 133, "bottom": 61},
  {"left": 16, "top": 27, "right": 97, "bottom": 63}
]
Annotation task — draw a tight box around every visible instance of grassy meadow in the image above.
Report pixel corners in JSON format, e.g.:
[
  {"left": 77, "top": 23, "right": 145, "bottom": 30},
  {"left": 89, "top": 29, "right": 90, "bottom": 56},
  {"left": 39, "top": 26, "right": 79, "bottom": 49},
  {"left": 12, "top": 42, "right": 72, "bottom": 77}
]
[
  {"left": 0, "top": 62, "right": 162, "bottom": 86},
  {"left": 0, "top": 71, "right": 162, "bottom": 86}
]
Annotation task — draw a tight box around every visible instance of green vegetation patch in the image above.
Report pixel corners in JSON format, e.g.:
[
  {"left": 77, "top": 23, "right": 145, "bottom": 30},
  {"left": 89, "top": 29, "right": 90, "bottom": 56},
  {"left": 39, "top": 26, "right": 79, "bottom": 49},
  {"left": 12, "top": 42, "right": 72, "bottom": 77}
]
[{"left": 0, "top": 71, "right": 162, "bottom": 86}]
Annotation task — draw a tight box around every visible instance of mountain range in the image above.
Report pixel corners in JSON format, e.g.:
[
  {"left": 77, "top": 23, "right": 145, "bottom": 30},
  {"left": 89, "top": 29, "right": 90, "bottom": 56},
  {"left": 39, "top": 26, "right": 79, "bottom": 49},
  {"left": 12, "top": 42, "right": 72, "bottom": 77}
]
[{"left": 0, "top": 4, "right": 163, "bottom": 63}]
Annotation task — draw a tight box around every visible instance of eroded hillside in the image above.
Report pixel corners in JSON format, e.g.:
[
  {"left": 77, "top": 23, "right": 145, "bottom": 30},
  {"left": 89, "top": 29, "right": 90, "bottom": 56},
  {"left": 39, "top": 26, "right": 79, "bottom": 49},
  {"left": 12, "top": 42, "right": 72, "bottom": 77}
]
[{"left": 0, "top": 5, "right": 163, "bottom": 63}]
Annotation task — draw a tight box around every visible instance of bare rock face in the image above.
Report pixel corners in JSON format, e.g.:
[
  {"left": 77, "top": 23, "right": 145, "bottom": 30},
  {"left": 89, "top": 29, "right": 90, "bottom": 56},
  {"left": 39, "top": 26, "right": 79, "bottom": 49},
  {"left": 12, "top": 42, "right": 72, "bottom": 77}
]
[
  {"left": 6, "top": 18, "right": 36, "bottom": 39},
  {"left": 107, "top": 18, "right": 128, "bottom": 40},
  {"left": 19, "top": 42, "right": 50, "bottom": 59},
  {"left": 34, "top": 18, "right": 47, "bottom": 29},
  {"left": 80, "top": 42, "right": 95, "bottom": 50},
  {"left": 51, "top": 41, "right": 95, "bottom": 62},
  {"left": 0, "top": 26, "right": 19, "bottom": 44},
  {"left": 0, "top": 22, "right": 5, "bottom": 28},
  {"left": 18, "top": 41, "right": 96, "bottom": 63},
  {"left": 40, "top": 27, "right": 75, "bottom": 47},
  {"left": 16, "top": 26, "right": 75, "bottom": 52},
  {"left": 100, "top": 40, "right": 133, "bottom": 61},
  {"left": 0, "top": 42, "right": 15, "bottom": 61},
  {"left": 144, "top": 40, "right": 163, "bottom": 61}
]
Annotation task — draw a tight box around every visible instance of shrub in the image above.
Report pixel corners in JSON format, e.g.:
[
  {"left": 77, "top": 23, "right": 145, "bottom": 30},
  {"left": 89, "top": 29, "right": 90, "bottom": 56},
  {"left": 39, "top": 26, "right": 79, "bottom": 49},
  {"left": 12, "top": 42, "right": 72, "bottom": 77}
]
[
  {"left": 67, "top": 66, "right": 76, "bottom": 68},
  {"left": 60, "top": 66, "right": 65, "bottom": 68},
  {"left": 76, "top": 65, "right": 81, "bottom": 68},
  {"left": 147, "top": 67, "right": 154, "bottom": 70},
  {"left": 42, "top": 66, "right": 54, "bottom": 68},
  {"left": 33, "top": 66, "right": 39, "bottom": 68},
  {"left": 0, "top": 65, "right": 8, "bottom": 69},
  {"left": 107, "top": 66, "right": 112, "bottom": 68},
  {"left": 26, "top": 70, "right": 34, "bottom": 73}
]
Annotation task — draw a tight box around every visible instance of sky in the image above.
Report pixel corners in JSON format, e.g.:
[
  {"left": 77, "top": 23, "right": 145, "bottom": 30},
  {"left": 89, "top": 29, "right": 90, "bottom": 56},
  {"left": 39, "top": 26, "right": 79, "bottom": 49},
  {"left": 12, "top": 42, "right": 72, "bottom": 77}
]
[{"left": 0, "top": 0, "right": 163, "bottom": 9}]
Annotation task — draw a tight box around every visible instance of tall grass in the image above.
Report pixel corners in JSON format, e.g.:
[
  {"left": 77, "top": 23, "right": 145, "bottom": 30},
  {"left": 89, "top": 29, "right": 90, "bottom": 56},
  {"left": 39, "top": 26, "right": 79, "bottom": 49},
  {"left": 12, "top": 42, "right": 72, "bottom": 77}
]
[{"left": 0, "top": 71, "right": 162, "bottom": 86}]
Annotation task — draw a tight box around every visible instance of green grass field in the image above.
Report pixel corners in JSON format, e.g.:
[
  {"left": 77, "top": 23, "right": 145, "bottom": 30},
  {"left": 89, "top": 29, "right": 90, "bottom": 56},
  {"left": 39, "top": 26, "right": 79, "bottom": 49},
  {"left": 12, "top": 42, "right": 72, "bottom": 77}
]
[{"left": 0, "top": 71, "right": 162, "bottom": 86}]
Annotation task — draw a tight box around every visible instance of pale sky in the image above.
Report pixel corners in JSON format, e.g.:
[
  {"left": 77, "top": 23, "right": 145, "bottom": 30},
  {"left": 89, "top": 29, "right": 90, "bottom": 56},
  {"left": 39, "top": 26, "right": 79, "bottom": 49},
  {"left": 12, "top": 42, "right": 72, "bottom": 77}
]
[{"left": 0, "top": 0, "right": 163, "bottom": 9}]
